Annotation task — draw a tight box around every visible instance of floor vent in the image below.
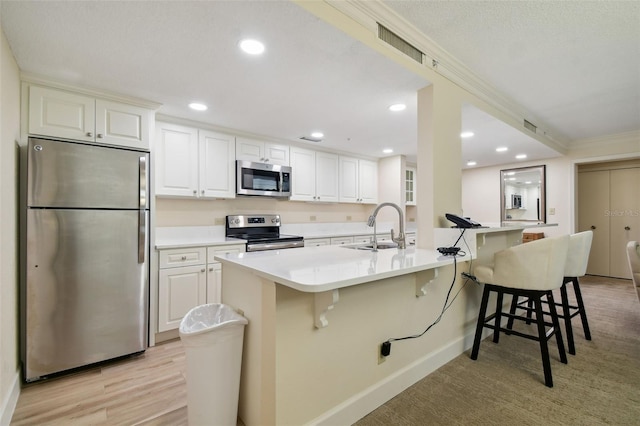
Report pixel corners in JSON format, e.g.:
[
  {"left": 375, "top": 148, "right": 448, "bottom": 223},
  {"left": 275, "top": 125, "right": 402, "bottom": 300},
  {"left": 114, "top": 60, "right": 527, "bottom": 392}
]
[
  {"left": 524, "top": 119, "right": 537, "bottom": 133},
  {"left": 378, "top": 23, "right": 423, "bottom": 64}
]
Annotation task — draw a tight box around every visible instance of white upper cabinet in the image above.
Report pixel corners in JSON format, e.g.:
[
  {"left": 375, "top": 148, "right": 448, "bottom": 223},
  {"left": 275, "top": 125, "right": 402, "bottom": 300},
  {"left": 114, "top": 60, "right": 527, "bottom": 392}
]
[
  {"left": 290, "top": 147, "right": 339, "bottom": 202},
  {"left": 155, "top": 122, "right": 236, "bottom": 199},
  {"left": 339, "top": 156, "right": 378, "bottom": 204},
  {"left": 28, "top": 85, "right": 151, "bottom": 150},
  {"left": 236, "top": 137, "right": 289, "bottom": 165},
  {"left": 199, "top": 130, "right": 236, "bottom": 198},
  {"left": 405, "top": 166, "right": 417, "bottom": 206}
]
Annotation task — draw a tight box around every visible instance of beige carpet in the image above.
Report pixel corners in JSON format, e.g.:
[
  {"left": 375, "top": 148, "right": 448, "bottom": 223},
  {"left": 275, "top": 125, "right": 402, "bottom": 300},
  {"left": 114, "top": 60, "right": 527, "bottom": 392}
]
[{"left": 355, "top": 275, "right": 640, "bottom": 425}]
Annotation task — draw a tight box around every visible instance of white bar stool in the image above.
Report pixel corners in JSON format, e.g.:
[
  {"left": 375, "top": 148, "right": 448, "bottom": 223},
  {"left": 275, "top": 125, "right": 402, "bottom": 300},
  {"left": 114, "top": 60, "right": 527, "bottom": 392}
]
[{"left": 470, "top": 235, "right": 570, "bottom": 387}]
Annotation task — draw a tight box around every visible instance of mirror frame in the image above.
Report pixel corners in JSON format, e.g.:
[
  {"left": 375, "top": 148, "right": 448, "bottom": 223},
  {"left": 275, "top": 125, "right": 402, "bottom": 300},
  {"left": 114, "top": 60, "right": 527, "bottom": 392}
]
[{"left": 500, "top": 165, "right": 546, "bottom": 224}]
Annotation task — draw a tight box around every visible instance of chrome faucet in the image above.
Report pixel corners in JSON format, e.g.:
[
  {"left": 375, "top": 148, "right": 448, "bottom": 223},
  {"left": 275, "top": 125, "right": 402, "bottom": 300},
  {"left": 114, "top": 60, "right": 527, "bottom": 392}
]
[{"left": 367, "top": 202, "right": 406, "bottom": 251}]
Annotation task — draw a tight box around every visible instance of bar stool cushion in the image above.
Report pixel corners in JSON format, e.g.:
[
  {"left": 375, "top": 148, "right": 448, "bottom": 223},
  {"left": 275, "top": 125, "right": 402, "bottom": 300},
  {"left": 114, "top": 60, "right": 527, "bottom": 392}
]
[
  {"left": 475, "top": 235, "right": 570, "bottom": 291},
  {"left": 565, "top": 231, "right": 593, "bottom": 277}
]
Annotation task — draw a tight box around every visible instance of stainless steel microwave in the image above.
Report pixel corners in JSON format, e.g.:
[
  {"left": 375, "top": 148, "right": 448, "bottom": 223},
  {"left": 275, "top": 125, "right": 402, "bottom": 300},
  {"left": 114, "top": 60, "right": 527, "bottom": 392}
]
[{"left": 236, "top": 160, "right": 291, "bottom": 198}]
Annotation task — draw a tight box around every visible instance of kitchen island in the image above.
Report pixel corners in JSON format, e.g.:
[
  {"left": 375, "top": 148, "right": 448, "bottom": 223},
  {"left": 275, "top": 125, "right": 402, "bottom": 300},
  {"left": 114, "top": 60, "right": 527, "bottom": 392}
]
[
  {"left": 215, "top": 223, "right": 558, "bottom": 425},
  {"left": 216, "top": 244, "right": 477, "bottom": 426}
]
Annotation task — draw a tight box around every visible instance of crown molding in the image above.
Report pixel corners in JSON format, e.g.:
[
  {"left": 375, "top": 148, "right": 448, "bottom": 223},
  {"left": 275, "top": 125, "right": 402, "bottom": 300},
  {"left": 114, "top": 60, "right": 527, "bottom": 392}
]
[
  {"left": 322, "top": 0, "right": 570, "bottom": 152},
  {"left": 21, "top": 72, "right": 162, "bottom": 110},
  {"left": 568, "top": 130, "right": 640, "bottom": 151}
]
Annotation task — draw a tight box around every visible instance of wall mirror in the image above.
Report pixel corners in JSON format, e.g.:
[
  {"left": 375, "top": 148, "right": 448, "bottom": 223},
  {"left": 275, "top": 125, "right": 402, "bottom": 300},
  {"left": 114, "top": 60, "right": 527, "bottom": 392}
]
[{"left": 501, "top": 165, "right": 546, "bottom": 223}]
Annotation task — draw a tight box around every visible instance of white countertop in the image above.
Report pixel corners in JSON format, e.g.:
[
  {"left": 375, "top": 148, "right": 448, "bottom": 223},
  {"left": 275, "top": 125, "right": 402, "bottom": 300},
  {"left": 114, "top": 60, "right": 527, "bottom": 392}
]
[
  {"left": 155, "top": 226, "right": 245, "bottom": 249},
  {"left": 215, "top": 244, "right": 469, "bottom": 293}
]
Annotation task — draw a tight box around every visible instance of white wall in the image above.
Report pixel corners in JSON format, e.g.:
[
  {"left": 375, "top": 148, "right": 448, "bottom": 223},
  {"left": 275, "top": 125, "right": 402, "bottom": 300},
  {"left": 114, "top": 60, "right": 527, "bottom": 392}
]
[{"left": 0, "top": 23, "right": 21, "bottom": 425}]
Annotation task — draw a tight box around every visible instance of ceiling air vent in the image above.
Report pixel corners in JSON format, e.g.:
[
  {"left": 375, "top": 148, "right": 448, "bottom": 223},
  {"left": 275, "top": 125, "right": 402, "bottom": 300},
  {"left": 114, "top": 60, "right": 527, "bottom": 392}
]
[
  {"left": 523, "top": 119, "right": 537, "bottom": 133},
  {"left": 300, "top": 136, "right": 322, "bottom": 143},
  {"left": 378, "top": 23, "right": 423, "bottom": 64}
]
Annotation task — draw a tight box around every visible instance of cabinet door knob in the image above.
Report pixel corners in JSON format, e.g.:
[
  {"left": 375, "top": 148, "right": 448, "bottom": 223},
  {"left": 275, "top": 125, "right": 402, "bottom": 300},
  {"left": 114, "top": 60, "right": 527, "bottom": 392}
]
[
  {"left": 591, "top": 225, "right": 596, "bottom": 230},
  {"left": 97, "top": 133, "right": 103, "bottom": 139},
  {"left": 625, "top": 226, "right": 631, "bottom": 231},
  {"left": 201, "top": 190, "right": 205, "bottom": 195},
  {"left": 209, "top": 267, "right": 214, "bottom": 272},
  {"left": 193, "top": 190, "right": 197, "bottom": 195},
  {"left": 86, "top": 132, "right": 93, "bottom": 137},
  {"left": 181, "top": 256, "right": 187, "bottom": 260},
  {"left": 201, "top": 268, "right": 206, "bottom": 273}
]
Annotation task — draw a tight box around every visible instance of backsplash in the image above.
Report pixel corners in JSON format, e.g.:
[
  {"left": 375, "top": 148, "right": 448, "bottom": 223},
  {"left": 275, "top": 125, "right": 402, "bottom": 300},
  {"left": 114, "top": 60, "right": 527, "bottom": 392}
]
[{"left": 155, "top": 197, "right": 375, "bottom": 227}]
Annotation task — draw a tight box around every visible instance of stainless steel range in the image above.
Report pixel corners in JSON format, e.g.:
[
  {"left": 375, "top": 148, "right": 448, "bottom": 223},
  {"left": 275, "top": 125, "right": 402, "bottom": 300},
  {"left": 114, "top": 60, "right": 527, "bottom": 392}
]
[{"left": 226, "top": 214, "right": 304, "bottom": 252}]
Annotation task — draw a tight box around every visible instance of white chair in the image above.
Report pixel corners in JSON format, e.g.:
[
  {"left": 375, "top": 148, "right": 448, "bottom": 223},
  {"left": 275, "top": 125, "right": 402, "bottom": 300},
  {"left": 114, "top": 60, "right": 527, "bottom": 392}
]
[
  {"left": 470, "top": 235, "right": 570, "bottom": 388},
  {"left": 627, "top": 241, "right": 640, "bottom": 302}
]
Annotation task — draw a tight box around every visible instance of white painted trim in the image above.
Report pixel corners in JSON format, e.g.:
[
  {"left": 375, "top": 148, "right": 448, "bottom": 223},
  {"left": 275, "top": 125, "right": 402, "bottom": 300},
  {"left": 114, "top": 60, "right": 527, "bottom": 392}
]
[
  {"left": 307, "top": 327, "right": 489, "bottom": 426},
  {"left": 0, "top": 370, "right": 21, "bottom": 426}
]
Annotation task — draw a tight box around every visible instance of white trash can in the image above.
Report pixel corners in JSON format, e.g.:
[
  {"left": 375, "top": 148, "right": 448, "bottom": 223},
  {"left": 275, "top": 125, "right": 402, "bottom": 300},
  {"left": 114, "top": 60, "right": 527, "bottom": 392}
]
[{"left": 179, "top": 303, "right": 248, "bottom": 426}]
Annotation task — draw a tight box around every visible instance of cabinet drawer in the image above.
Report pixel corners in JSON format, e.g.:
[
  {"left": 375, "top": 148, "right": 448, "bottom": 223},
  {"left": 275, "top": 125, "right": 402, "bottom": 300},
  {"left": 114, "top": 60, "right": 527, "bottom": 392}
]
[
  {"left": 207, "top": 244, "right": 246, "bottom": 263},
  {"left": 305, "top": 238, "right": 330, "bottom": 247},
  {"left": 330, "top": 236, "right": 354, "bottom": 245},
  {"left": 159, "top": 247, "right": 206, "bottom": 268},
  {"left": 353, "top": 235, "right": 373, "bottom": 244}
]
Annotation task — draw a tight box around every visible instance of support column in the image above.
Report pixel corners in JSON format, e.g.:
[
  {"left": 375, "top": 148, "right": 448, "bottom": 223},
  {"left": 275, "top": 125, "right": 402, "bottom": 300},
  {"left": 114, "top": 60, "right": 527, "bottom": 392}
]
[{"left": 416, "top": 84, "right": 463, "bottom": 249}]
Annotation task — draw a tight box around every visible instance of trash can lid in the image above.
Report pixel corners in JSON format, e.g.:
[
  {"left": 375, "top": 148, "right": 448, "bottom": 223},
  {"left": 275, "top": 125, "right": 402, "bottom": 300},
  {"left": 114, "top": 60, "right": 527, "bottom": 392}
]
[{"left": 179, "top": 303, "right": 248, "bottom": 335}]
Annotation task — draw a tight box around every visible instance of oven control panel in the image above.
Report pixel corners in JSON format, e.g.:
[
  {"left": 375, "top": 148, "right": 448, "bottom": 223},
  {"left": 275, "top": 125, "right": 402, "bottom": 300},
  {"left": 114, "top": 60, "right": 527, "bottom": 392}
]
[{"left": 227, "top": 214, "right": 281, "bottom": 228}]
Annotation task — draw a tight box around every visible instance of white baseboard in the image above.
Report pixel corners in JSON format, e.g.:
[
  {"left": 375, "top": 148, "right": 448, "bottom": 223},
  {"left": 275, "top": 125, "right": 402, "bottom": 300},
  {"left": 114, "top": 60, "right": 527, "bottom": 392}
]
[
  {"left": 308, "top": 328, "right": 489, "bottom": 426},
  {"left": 0, "top": 370, "right": 20, "bottom": 426}
]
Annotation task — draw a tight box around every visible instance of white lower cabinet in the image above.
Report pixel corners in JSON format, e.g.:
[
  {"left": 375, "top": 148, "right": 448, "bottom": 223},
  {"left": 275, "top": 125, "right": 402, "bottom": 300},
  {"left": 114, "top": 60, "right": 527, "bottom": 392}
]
[
  {"left": 158, "top": 244, "right": 244, "bottom": 332},
  {"left": 330, "top": 236, "right": 354, "bottom": 245},
  {"left": 304, "top": 238, "right": 331, "bottom": 247}
]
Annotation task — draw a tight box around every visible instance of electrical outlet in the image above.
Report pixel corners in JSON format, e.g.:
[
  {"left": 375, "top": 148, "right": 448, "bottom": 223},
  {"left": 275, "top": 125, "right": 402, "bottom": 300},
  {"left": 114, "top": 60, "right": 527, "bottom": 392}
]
[
  {"left": 310, "top": 215, "right": 317, "bottom": 221},
  {"left": 214, "top": 217, "right": 225, "bottom": 226},
  {"left": 549, "top": 208, "right": 556, "bottom": 215},
  {"left": 346, "top": 215, "right": 352, "bottom": 221}
]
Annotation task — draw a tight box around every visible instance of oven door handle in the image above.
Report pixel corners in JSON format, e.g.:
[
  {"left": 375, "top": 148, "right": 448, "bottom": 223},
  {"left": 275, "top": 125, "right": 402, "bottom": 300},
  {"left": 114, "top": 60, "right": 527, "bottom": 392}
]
[{"left": 247, "top": 240, "right": 305, "bottom": 252}]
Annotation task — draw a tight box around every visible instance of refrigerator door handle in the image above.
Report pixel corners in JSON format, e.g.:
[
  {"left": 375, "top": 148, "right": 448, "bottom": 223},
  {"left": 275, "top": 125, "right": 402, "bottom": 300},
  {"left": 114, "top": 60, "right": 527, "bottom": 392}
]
[
  {"left": 138, "top": 210, "right": 146, "bottom": 264},
  {"left": 139, "top": 155, "right": 147, "bottom": 209}
]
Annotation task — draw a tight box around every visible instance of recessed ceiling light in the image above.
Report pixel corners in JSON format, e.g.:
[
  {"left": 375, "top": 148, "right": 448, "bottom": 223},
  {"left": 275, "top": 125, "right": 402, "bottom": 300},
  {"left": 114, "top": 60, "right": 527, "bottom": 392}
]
[
  {"left": 311, "top": 132, "right": 324, "bottom": 139},
  {"left": 496, "top": 147, "right": 508, "bottom": 152},
  {"left": 525, "top": 181, "right": 532, "bottom": 184},
  {"left": 460, "top": 131, "right": 474, "bottom": 138},
  {"left": 466, "top": 160, "right": 477, "bottom": 166},
  {"left": 188, "top": 102, "right": 207, "bottom": 111},
  {"left": 516, "top": 154, "right": 528, "bottom": 159},
  {"left": 388, "top": 104, "right": 406, "bottom": 112},
  {"left": 383, "top": 148, "right": 393, "bottom": 154},
  {"left": 239, "top": 39, "right": 265, "bottom": 55}
]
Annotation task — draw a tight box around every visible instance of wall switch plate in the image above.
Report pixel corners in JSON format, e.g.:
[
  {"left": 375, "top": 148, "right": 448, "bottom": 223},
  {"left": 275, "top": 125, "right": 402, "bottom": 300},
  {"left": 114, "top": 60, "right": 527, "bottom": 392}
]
[
  {"left": 214, "top": 217, "right": 225, "bottom": 225},
  {"left": 549, "top": 208, "right": 556, "bottom": 215},
  {"left": 346, "top": 215, "right": 352, "bottom": 221},
  {"left": 310, "top": 215, "right": 317, "bottom": 221}
]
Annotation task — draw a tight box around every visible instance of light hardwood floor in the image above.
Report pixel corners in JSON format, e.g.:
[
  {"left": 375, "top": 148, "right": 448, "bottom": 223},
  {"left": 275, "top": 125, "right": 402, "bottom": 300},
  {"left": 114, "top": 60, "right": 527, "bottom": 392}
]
[{"left": 11, "top": 339, "right": 189, "bottom": 425}]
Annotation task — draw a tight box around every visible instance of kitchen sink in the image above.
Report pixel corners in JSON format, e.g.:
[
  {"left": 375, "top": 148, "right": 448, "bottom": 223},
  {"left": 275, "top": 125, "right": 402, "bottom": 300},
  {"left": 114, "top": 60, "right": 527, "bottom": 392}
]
[{"left": 340, "top": 242, "right": 398, "bottom": 250}]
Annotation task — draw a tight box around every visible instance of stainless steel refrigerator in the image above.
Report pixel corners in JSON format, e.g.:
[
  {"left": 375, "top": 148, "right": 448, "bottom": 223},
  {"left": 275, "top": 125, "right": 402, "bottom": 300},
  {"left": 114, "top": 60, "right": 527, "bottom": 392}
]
[{"left": 22, "top": 137, "right": 149, "bottom": 382}]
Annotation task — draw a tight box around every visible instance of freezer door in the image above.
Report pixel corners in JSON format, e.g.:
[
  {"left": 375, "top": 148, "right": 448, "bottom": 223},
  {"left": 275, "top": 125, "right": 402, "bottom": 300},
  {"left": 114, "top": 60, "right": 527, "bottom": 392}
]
[
  {"left": 27, "top": 137, "right": 149, "bottom": 209},
  {"left": 24, "top": 209, "right": 149, "bottom": 381}
]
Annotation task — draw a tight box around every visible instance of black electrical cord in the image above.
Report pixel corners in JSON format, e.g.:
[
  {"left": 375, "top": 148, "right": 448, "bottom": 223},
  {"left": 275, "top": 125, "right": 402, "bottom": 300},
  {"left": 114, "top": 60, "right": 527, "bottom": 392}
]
[
  {"left": 381, "top": 228, "right": 476, "bottom": 355},
  {"left": 384, "top": 254, "right": 460, "bottom": 346}
]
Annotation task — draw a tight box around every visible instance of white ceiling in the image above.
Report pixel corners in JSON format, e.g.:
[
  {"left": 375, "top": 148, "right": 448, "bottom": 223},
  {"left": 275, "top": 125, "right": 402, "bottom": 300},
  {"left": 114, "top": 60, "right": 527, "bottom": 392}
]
[{"left": 1, "top": 1, "right": 638, "bottom": 169}]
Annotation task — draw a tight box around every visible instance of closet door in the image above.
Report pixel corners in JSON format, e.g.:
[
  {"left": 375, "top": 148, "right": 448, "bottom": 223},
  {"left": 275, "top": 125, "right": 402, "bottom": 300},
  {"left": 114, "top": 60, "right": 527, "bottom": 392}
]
[
  {"left": 609, "top": 168, "right": 640, "bottom": 279},
  {"left": 578, "top": 170, "right": 610, "bottom": 276}
]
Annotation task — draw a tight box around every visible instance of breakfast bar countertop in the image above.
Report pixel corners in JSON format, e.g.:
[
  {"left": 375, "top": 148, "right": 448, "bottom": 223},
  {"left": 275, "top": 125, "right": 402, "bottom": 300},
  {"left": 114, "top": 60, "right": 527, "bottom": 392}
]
[{"left": 215, "top": 245, "right": 470, "bottom": 293}]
